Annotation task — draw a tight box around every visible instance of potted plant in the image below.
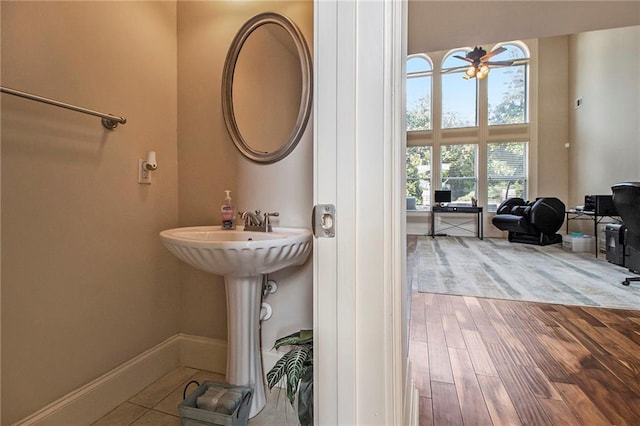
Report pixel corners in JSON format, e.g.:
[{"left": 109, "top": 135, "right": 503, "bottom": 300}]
[{"left": 266, "top": 329, "right": 313, "bottom": 426}]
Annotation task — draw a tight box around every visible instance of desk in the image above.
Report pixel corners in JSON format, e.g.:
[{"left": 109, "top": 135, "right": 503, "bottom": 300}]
[
  {"left": 431, "top": 206, "right": 483, "bottom": 239},
  {"left": 565, "top": 209, "right": 621, "bottom": 257}
]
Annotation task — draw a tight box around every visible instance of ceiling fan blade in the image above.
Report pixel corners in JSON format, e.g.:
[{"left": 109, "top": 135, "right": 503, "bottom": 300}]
[
  {"left": 454, "top": 55, "right": 473, "bottom": 63},
  {"left": 442, "top": 65, "right": 472, "bottom": 74},
  {"left": 485, "top": 60, "right": 514, "bottom": 67},
  {"left": 480, "top": 46, "right": 507, "bottom": 61}
]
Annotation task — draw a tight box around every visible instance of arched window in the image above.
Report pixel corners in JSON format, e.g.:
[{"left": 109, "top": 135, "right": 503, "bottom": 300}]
[
  {"left": 488, "top": 43, "right": 529, "bottom": 125},
  {"left": 406, "top": 41, "right": 532, "bottom": 214},
  {"left": 441, "top": 49, "right": 477, "bottom": 128},
  {"left": 406, "top": 55, "right": 432, "bottom": 131}
]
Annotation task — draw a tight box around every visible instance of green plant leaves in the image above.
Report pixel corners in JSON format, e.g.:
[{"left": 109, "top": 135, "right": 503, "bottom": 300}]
[
  {"left": 273, "top": 329, "right": 313, "bottom": 349},
  {"left": 267, "top": 329, "right": 314, "bottom": 424},
  {"left": 267, "top": 345, "right": 311, "bottom": 405},
  {"left": 266, "top": 354, "right": 288, "bottom": 389},
  {"left": 284, "top": 347, "right": 309, "bottom": 404}
]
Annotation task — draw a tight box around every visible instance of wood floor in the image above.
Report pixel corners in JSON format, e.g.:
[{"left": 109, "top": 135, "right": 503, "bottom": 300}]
[
  {"left": 408, "top": 238, "right": 640, "bottom": 425},
  {"left": 410, "top": 292, "right": 640, "bottom": 425}
]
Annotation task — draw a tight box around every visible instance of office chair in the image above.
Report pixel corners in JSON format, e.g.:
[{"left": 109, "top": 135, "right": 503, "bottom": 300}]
[{"left": 611, "top": 182, "right": 640, "bottom": 286}]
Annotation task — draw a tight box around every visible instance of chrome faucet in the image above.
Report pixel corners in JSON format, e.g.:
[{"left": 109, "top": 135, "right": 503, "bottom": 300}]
[
  {"left": 240, "top": 210, "right": 262, "bottom": 227},
  {"left": 239, "top": 210, "right": 279, "bottom": 232}
]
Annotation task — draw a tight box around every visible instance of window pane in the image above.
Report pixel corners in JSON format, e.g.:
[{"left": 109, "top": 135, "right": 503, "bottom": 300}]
[
  {"left": 408, "top": 56, "right": 431, "bottom": 73},
  {"left": 407, "top": 56, "right": 432, "bottom": 131},
  {"left": 442, "top": 73, "right": 477, "bottom": 128},
  {"left": 487, "top": 142, "right": 528, "bottom": 209},
  {"left": 496, "top": 44, "right": 527, "bottom": 60},
  {"left": 407, "top": 75, "right": 432, "bottom": 131},
  {"left": 406, "top": 146, "right": 431, "bottom": 209},
  {"left": 442, "top": 49, "right": 469, "bottom": 69},
  {"left": 488, "top": 64, "right": 527, "bottom": 125},
  {"left": 441, "top": 144, "right": 477, "bottom": 203}
]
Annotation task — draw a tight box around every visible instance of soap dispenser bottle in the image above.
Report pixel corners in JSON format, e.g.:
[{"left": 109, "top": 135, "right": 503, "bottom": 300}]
[{"left": 221, "top": 190, "right": 236, "bottom": 230}]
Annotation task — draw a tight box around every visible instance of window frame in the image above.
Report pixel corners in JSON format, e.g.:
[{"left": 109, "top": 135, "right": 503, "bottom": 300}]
[{"left": 406, "top": 41, "right": 533, "bottom": 211}]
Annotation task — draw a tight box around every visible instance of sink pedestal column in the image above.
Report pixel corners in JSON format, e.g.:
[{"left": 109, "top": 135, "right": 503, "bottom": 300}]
[{"left": 224, "top": 275, "right": 266, "bottom": 418}]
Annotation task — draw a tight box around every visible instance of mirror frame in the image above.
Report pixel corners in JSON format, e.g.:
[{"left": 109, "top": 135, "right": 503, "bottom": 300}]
[{"left": 222, "top": 12, "right": 313, "bottom": 164}]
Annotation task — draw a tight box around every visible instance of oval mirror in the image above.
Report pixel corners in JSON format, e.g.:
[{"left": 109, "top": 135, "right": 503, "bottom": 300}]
[{"left": 222, "top": 12, "right": 312, "bottom": 164}]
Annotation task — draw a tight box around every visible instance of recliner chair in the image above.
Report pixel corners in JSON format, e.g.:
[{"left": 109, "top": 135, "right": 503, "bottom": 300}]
[
  {"left": 492, "top": 197, "right": 566, "bottom": 246},
  {"left": 611, "top": 182, "right": 640, "bottom": 286}
]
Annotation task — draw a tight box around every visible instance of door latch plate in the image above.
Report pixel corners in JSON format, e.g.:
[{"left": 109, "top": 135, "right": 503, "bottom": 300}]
[{"left": 312, "top": 204, "right": 335, "bottom": 238}]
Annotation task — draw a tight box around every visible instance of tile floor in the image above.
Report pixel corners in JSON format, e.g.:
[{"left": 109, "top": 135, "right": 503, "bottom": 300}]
[{"left": 92, "top": 366, "right": 299, "bottom": 425}]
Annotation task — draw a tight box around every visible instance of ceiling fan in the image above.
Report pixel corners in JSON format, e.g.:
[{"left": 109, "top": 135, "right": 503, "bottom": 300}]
[{"left": 454, "top": 46, "right": 514, "bottom": 80}]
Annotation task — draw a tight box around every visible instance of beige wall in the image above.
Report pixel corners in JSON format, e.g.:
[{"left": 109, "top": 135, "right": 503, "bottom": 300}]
[
  {"left": 406, "top": 37, "right": 572, "bottom": 237},
  {"left": 1, "top": 2, "right": 179, "bottom": 424},
  {"left": 3, "top": 0, "right": 635, "bottom": 423},
  {"left": 1, "top": 1, "right": 313, "bottom": 422},
  {"left": 406, "top": 2, "right": 640, "bottom": 220},
  {"left": 537, "top": 36, "right": 570, "bottom": 200},
  {"left": 177, "top": 0, "right": 313, "bottom": 359},
  {"left": 408, "top": 1, "right": 640, "bottom": 54},
  {"left": 407, "top": 23, "right": 639, "bottom": 237},
  {"left": 568, "top": 25, "right": 640, "bottom": 207}
]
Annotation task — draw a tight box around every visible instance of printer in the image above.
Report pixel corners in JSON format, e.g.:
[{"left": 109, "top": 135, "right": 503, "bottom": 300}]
[{"left": 584, "top": 195, "right": 618, "bottom": 216}]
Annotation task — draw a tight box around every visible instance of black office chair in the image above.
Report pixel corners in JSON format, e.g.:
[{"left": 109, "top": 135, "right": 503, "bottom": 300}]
[{"left": 611, "top": 182, "right": 640, "bottom": 286}]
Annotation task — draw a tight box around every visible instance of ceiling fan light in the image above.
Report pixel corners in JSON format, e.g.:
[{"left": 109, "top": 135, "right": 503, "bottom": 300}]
[
  {"left": 465, "top": 66, "right": 477, "bottom": 77},
  {"left": 478, "top": 64, "right": 490, "bottom": 79}
]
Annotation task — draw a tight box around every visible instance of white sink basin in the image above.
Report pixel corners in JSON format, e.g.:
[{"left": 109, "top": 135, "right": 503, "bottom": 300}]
[
  {"left": 160, "top": 225, "right": 312, "bottom": 277},
  {"left": 159, "top": 224, "right": 312, "bottom": 417}
]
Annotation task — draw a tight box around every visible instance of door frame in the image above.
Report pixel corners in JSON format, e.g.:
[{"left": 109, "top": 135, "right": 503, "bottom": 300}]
[{"left": 313, "top": 0, "right": 408, "bottom": 423}]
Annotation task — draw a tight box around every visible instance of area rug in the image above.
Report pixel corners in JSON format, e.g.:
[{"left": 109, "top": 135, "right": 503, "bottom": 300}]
[{"left": 414, "top": 236, "right": 640, "bottom": 309}]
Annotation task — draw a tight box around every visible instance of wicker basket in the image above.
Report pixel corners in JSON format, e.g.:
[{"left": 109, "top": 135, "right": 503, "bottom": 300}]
[{"left": 178, "top": 381, "right": 253, "bottom": 426}]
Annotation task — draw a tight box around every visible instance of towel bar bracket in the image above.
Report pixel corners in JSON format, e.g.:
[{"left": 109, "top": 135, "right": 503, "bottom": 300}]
[{"left": 101, "top": 117, "right": 123, "bottom": 130}]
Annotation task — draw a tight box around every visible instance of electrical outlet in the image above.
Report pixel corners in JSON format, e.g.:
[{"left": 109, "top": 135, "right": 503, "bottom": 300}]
[{"left": 138, "top": 159, "right": 151, "bottom": 184}]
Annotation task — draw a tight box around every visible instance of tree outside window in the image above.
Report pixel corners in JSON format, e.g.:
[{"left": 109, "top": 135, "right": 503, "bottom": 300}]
[
  {"left": 441, "top": 144, "right": 477, "bottom": 203},
  {"left": 487, "top": 142, "right": 527, "bottom": 208},
  {"left": 488, "top": 44, "right": 528, "bottom": 125},
  {"left": 406, "top": 146, "right": 431, "bottom": 209},
  {"left": 406, "top": 55, "right": 432, "bottom": 131},
  {"left": 442, "top": 49, "right": 477, "bottom": 128}
]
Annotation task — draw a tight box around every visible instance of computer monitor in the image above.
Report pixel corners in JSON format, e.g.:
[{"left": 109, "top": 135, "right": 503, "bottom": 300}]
[{"left": 434, "top": 190, "right": 452, "bottom": 204}]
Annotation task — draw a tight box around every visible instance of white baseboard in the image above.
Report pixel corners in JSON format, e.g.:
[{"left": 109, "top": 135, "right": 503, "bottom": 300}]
[
  {"left": 406, "top": 362, "right": 419, "bottom": 426},
  {"left": 14, "top": 335, "right": 182, "bottom": 425},
  {"left": 12, "top": 334, "right": 283, "bottom": 425},
  {"left": 178, "top": 333, "right": 227, "bottom": 374},
  {"left": 180, "top": 334, "right": 286, "bottom": 389}
]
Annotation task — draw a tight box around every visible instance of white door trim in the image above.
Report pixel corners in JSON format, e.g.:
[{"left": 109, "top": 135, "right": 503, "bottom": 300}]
[{"left": 314, "top": 1, "right": 407, "bottom": 424}]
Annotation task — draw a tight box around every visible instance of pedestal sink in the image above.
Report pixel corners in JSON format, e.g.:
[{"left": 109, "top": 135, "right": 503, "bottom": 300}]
[{"left": 159, "top": 225, "right": 312, "bottom": 417}]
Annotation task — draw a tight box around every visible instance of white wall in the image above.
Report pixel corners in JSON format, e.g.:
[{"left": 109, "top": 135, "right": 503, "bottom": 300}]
[
  {"left": 1, "top": 2, "right": 179, "bottom": 424},
  {"left": 569, "top": 25, "right": 640, "bottom": 206}
]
